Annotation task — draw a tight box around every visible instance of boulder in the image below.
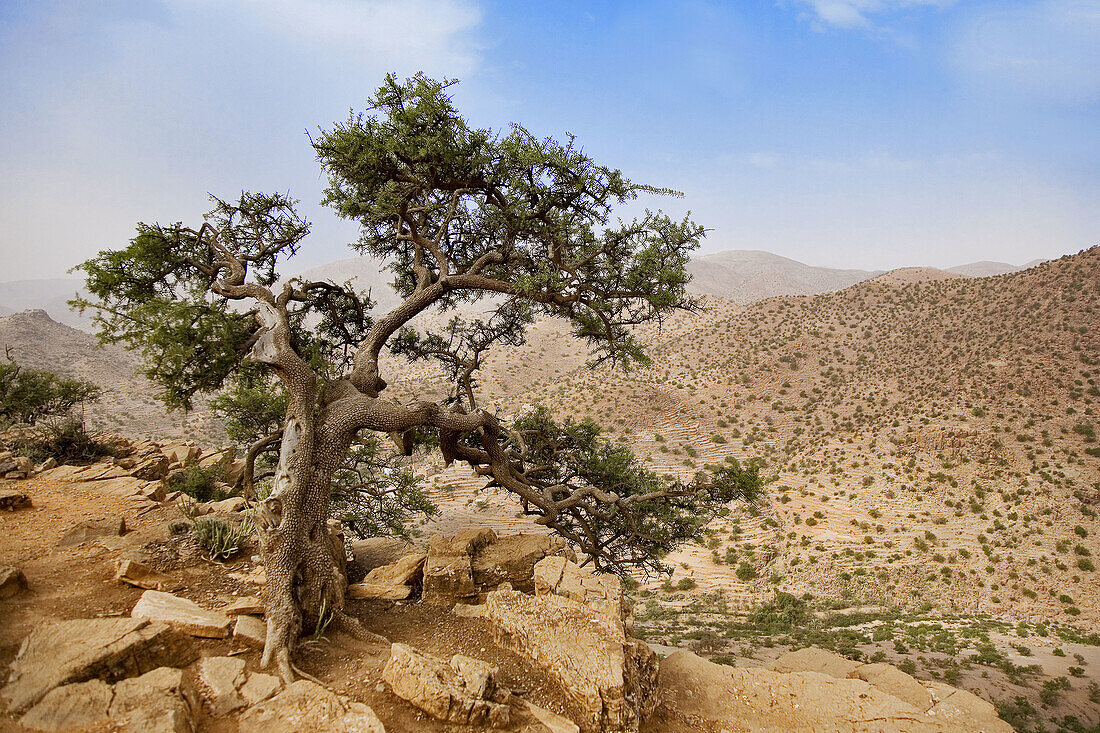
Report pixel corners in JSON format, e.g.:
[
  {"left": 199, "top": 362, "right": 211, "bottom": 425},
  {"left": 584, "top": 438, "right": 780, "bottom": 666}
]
[
  {"left": 850, "top": 662, "right": 933, "bottom": 711},
  {"left": 131, "top": 590, "right": 231, "bottom": 638},
  {"left": 382, "top": 642, "right": 511, "bottom": 728},
  {"left": 349, "top": 537, "right": 419, "bottom": 574},
  {"left": 485, "top": 588, "right": 657, "bottom": 733},
  {"left": 240, "top": 672, "right": 282, "bottom": 706},
  {"left": 130, "top": 455, "right": 170, "bottom": 481},
  {"left": 422, "top": 528, "right": 498, "bottom": 605},
  {"left": 768, "top": 647, "right": 862, "bottom": 679},
  {"left": 14, "top": 455, "right": 35, "bottom": 474},
  {"left": 653, "top": 650, "right": 999, "bottom": 733},
  {"left": 95, "top": 476, "right": 165, "bottom": 501},
  {"left": 0, "top": 488, "right": 32, "bottom": 511},
  {"left": 0, "top": 565, "right": 29, "bottom": 599},
  {"left": 348, "top": 552, "right": 426, "bottom": 601},
  {"left": 162, "top": 442, "right": 201, "bottom": 467},
  {"left": 423, "top": 552, "right": 477, "bottom": 605},
  {"left": 56, "top": 517, "right": 126, "bottom": 547},
  {"left": 472, "top": 533, "right": 575, "bottom": 592},
  {"left": 109, "top": 666, "right": 197, "bottom": 733},
  {"left": 430, "top": 527, "right": 498, "bottom": 556},
  {"left": 206, "top": 496, "right": 249, "bottom": 514},
  {"left": 534, "top": 556, "right": 624, "bottom": 620},
  {"left": 237, "top": 679, "right": 385, "bottom": 733},
  {"left": 0, "top": 617, "right": 196, "bottom": 713}
]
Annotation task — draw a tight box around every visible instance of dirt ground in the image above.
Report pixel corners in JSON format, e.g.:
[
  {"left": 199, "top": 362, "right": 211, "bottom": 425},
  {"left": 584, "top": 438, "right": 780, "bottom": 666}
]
[{"left": 0, "top": 472, "right": 586, "bottom": 732}]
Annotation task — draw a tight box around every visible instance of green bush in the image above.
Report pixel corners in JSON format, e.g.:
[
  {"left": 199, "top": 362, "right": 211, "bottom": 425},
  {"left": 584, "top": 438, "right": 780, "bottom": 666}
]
[
  {"left": 169, "top": 464, "right": 228, "bottom": 502},
  {"left": 13, "top": 418, "right": 120, "bottom": 465},
  {"left": 736, "top": 562, "right": 757, "bottom": 581}
]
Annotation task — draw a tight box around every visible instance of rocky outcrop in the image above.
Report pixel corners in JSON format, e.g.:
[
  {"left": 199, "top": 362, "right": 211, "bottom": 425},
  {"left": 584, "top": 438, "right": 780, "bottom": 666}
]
[
  {"left": 423, "top": 528, "right": 497, "bottom": 605},
  {"left": 534, "top": 556, "right": 625, "bottom": 621},
  {"left": 655, "top": 649, "right": 1013, "bottom": 732},
  {"left": 18, "top": 666, "right": 198, "bottom": 733},
  {"left": 382, "top": 642, "right": 512, "bottom": 727},
  {"left": 237, "top": 679, "right": 386, "bottom": 733},
  {"left": 0, "top": 617, "right": 196, "bottom": 713},
  {"left": 485, "top": 588, "right": 657, "bottom": 733}
]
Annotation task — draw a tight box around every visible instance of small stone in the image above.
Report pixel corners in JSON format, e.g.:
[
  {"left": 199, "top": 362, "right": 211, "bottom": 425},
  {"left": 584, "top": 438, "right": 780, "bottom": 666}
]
[
  {"left": 233, "top": 615, "right": 267, "bottom": 647},
  {"left": 115, "top": 558, "right": 171, "bottom": 591},
  {"left": 56, "top": 517, "right": 126, "bottom": 547},
  {"left": 131, "top": 590, "right": 231, "bottom": 638},
  {"left": 0, "top": 488, "right": 32, "bottom": 511},
  {"left": 0, "top": 565, "right": 29, "bottom": 599}
]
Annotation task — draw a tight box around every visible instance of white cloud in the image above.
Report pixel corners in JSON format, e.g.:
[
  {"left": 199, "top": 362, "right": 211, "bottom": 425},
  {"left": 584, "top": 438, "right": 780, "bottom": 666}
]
[
  {"left": 950, "top": 0, "right": 1100, "bottom": 105},
  {"left": 790, "top": 0, "right": 958, "bottom": 30}
]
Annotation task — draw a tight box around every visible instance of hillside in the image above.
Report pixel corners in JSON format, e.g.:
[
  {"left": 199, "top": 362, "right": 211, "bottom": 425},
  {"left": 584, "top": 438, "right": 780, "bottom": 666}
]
[
  {"left": 0, "top": 310, "right": 223, "bottom": 444},
  {"left": 684, "top": 249, "right": 880, "bottom": 302},
  {"left": 506, "top": 248, "right": 1100, "bottom": 627},
  {"left": 0, "top": 279, "right": 91, "bottom": 331}
]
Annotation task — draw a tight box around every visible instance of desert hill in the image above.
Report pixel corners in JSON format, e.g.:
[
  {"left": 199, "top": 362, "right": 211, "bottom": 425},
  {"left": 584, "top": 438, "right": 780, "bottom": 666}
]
[
  {"left": 0, "top": 279, "right": 91, "bottom": 331},
  {"left": 684, "top": 249, "right": 882, "bottom": 302},
  {"left": 0, "top": 310, "right": 223, "bottom": 444},
  {"left": 507, "top": 248, "right": 1100, "bottom": 622}
]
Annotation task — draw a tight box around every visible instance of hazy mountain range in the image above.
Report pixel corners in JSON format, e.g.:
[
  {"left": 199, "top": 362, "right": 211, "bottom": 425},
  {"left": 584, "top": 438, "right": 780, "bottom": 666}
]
[{"left": 1, "top": 251, "right": 1040, "bottom": 331}]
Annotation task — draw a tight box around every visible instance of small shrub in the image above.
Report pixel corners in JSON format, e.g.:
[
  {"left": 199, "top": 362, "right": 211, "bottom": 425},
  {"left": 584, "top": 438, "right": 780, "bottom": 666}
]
[
  {"left": 169, "top": 464, "right": 228, "bottom": 502},
  {"left": 192, "top": 516, "right": 253, "bottom": 560}
]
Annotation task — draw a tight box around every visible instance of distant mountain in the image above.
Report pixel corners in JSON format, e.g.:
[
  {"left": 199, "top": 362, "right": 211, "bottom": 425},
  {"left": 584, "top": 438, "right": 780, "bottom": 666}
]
[
  {"left": 946, "top": 261, "right": 1024, "bottom": 277},
  {"left": 684, "top": 250, "right": 881, "bottom": 303},
  {"left": 0, "top": 278, "right": 92, "bottom": 331},
  {"left": 0, "top": 309, "right": 223, "bottom": 443}
]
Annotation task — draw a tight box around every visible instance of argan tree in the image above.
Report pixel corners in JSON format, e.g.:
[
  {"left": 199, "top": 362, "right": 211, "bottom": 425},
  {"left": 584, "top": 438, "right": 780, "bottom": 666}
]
[{"left": 75, "top": 74, "right": 761, "bottom": 681}]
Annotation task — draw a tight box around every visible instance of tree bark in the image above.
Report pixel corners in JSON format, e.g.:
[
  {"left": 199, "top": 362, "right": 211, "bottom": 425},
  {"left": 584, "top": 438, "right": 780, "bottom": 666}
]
[{"left": 255, "top": 414, "right": 350, "bottom": 682}]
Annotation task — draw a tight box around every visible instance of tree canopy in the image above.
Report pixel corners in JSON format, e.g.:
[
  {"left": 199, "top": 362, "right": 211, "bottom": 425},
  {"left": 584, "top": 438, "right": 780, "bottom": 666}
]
[{"left": 74, "top": 72, "right": 761, "bottom": 577}]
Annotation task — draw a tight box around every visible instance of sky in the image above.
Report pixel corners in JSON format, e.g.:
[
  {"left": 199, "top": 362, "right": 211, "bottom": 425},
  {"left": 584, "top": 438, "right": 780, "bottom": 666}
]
[{"left": 1, "top": 0, "right": 1098, "bottom": 280}]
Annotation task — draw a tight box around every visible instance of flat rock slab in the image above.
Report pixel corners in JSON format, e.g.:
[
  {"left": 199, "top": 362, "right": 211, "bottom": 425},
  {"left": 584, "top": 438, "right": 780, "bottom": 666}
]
[
  {"left": 0, "top": 488, "right": 32, "bottom": 511},
  {"left": 131, "top": 590, "right": 231, "bottom": 638},
  {"left": 0, "top": 617, "right": 196, "bottom": 713},
  {"left": 222, "top": 596, "right": 265, "bottom": 616},
  {"left": 197, "top": 656, "right": 248, "bottom": 716},
  {"left": 237, "top": 679, "right": 386, "bottom": 733},
  {"left": 0, "top": 565, "right": 29, "bottom": 599},
  {"left": 18, "top": 679, "right": 114, "bottom": 732},
  {"left": 115, "top": 558, "right": 172, "bottom": 591},
  {"left": 56, "top": 517, "right": 126, "bottom": 547},
  {"left": 233, "top": 615, "right": 267, "bottom": 647}
]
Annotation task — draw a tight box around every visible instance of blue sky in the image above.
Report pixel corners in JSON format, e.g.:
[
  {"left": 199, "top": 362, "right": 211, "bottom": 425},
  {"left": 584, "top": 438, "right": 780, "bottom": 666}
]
[{"left": 1, "top": 0, "right": 1097, "bottom": 279}]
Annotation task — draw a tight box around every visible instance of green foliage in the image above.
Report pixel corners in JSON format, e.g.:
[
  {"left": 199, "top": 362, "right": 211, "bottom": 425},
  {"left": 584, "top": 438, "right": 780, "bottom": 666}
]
[
  {"left": 748, "top": 592, "right": 809, "bottom": 628},
  {"left": 71, "top": 193, "right": 308, "bottom": 410},
  {"left": 209, "top": 371, "right": 289, "bottom": 446},
  {"left": 192, "top": 516, "right": 253, "bottom": 561},
  {"left": 0, "top": 355, "right": 101, "bottom": 425},
  {"left": 13, "top": 417, "right": 120, "bottom": 465},
  {"left": 312, "top": 73, "right": 704, "bottom": 370},
  {"left": 510, "top": 407, "right": 762, "bottom": 574},
  {"left": 169, "top": 464, "right": 229, "bottom": 503},
  {"left": 330, "top": 434, "right": 437, "bottom": 539}
]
